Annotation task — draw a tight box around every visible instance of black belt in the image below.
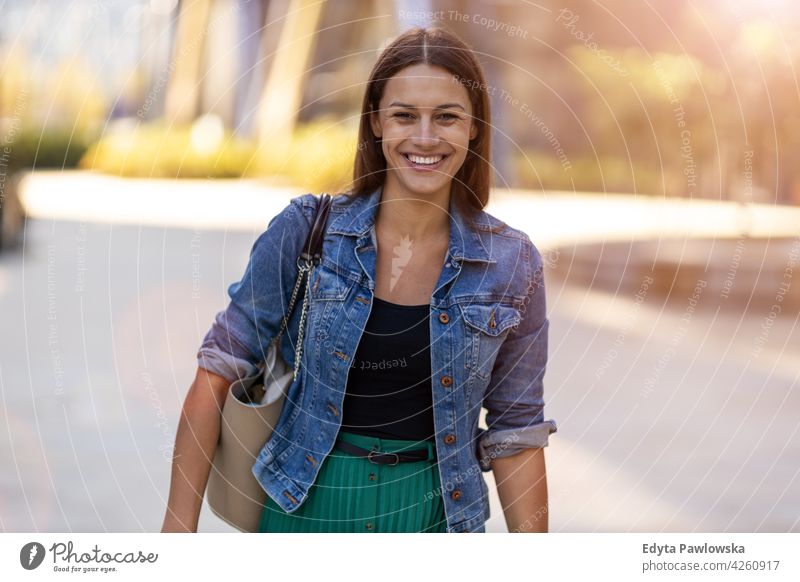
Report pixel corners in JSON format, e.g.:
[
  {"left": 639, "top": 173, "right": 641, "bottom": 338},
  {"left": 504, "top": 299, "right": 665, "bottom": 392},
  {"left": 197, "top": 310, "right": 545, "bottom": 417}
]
[{"left": 334, "top": 439, "right": 434, "bottom": 465}]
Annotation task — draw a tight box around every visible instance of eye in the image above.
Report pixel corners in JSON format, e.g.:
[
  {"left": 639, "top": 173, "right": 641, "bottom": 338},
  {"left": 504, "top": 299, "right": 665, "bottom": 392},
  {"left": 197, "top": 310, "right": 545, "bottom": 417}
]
[
  {"left": 439, "top": 113, "right": 459, "bottom": 121},
  {"left": 393, "top": 112, "right": 414, "bottom": 119}
]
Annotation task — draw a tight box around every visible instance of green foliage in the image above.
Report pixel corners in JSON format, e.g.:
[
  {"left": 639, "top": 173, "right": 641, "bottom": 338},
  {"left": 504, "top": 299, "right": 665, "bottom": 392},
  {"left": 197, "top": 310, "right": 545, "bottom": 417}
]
[
  {"left": 80, "top": 117, "right": 358, "bottom": 192},
  {"left": 79, "top": 121, "right": 256, "bottom": 179},
  {"left": 248, "top": 117, "right": 359, "bottom": 193},
  {"left": 4, "top": 126, "right": 92, "bottom": 172}
]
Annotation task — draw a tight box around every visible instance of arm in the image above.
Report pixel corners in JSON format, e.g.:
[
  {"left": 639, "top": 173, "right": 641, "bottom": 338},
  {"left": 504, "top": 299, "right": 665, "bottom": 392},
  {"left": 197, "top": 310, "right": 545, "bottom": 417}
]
[
  {"left": 477, "top": 240, "right": 557, "bottom": 532},
  {"left": 162, "top": 196, "right": 313, "bottom": 532},
  {"left": 161, "top": 366, "right": 231, "bottom": 533},
  {"left": 491, "top": 447, "right": 548, "bottom": 532}
]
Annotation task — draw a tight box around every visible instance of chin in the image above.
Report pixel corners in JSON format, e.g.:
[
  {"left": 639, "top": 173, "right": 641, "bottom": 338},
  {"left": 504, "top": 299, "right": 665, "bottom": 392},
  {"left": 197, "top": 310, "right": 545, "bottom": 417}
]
[{"left": 401, "top": 176, "right": 452, "bottom": 195}]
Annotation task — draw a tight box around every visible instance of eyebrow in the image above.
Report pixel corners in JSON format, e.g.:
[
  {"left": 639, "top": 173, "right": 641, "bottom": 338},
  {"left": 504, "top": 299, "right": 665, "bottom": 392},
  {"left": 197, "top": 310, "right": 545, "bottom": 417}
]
[{"left": 388, "top": 101, "right": 466, "bottom": 111}]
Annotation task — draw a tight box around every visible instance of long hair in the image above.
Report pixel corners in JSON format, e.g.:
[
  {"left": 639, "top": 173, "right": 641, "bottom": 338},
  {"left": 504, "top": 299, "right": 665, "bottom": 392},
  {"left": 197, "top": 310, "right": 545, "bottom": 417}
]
[{"left": 350, "top": 25, "right": 492, "bottom": 228}]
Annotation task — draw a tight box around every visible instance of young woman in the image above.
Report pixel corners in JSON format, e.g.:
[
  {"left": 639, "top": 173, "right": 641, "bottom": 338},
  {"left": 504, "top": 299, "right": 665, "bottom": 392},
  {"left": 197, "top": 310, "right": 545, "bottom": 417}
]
[{"left": 162, "top": 25, "right": 556, "bottom": 534}]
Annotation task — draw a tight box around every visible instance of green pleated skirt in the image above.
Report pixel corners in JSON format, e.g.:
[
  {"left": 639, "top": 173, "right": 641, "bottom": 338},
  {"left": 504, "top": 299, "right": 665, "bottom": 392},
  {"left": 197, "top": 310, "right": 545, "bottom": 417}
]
[{"left": 258, "top": 431, "right": 447, "bottom": 533}]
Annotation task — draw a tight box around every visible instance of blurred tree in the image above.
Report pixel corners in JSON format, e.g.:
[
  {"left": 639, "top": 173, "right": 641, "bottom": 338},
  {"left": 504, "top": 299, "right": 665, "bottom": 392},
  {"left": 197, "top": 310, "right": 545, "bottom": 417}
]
[
  {"left": 233, "top": 0, "right": 269, "bottom": 136},
  {"left": 200, "top": 0, "right": 240, "bottom": 127},
  {"left": 0, "top": 45, "right": 29, "bottom": 123},
  {"left": 164, "top": 0, "right": 213, "bottom": 124},
  {"left": 255, "top": 0, "right": 325, "bottom": 145}
]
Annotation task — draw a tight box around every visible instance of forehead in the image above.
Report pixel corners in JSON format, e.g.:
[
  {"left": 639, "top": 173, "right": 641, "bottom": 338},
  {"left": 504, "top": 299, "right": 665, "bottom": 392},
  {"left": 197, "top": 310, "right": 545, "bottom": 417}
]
[{"left": 380, "top": 64, "right": 470, "bottom": 108}]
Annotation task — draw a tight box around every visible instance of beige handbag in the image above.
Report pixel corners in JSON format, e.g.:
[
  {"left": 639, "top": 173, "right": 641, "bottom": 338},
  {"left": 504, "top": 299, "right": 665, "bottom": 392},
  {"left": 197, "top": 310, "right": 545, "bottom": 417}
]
[{"left": 206, "top": 194, "right": 332, "bottom": 532}]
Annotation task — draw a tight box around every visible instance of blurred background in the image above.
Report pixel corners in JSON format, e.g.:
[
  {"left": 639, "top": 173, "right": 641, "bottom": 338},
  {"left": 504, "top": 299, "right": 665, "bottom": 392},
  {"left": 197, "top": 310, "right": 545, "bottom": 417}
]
[{"left": 0, "top": 0, "right": 798, "bottom": 533}]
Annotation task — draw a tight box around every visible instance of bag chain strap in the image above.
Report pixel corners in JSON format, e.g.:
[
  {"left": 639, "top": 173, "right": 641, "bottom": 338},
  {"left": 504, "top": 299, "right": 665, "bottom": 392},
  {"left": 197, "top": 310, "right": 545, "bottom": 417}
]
[
  {"left": 291, "top": 257, "right": 315, "bottom": 381},
  {"left": 265, "top": 256, "right": 316, "bottom": 382},
  {"left": 262, "top": 194, "right": 328, "bottom": 382}
]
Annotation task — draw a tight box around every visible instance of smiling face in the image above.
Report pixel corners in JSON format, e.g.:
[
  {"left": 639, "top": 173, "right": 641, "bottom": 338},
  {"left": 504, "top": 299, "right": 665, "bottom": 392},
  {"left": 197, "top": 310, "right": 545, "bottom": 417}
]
[{"left": 369, "top": 63, "right": 478, "bottom": 201}]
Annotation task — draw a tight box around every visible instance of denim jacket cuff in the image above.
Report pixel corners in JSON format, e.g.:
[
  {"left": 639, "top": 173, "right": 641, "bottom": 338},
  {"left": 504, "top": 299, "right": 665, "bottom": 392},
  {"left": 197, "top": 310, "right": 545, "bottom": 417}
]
[
  {"left": 477, "top": 419, "right": 557, "bottom": 472},
  {"left": 196, "top": 346, "right": 260, "bottom": 384}
]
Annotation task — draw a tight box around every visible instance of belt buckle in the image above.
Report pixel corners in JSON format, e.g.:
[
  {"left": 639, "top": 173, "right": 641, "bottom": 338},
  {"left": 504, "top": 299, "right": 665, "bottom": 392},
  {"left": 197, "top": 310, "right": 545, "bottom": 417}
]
[{"left": 368, "top": 450, "right": 399, "bottom": 465}]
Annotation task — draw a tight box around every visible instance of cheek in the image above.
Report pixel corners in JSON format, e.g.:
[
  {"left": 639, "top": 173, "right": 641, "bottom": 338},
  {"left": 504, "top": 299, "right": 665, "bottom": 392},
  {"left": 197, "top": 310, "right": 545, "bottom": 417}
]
[
  {"left": 446, "top": 127, "right": 473, "bottom": 153},
  {"left": 449, "top": 141, "right": 471, "bottom": 166},
  {"left": 382, "top": 128, "right": 407, "bottom": 155}
]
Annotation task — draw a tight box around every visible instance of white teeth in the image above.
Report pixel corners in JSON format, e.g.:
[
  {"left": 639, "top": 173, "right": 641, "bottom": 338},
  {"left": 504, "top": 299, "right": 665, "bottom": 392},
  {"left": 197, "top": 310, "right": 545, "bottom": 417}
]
[{"left": 407, "top": 154, "right": 444, "bottom": 165}]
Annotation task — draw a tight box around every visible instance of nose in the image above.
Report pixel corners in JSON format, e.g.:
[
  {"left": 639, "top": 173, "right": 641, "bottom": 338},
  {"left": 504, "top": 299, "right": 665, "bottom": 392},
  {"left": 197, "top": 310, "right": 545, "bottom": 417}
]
[{"left": 411, "top": 116, "right": 440, "bottom": 147}]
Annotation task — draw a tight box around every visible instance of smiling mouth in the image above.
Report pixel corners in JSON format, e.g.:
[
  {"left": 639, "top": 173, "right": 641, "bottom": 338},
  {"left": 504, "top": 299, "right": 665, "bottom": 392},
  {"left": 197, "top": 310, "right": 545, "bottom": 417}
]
[{"left": 401, "top": 153, "right": 449, "bottom": 168}]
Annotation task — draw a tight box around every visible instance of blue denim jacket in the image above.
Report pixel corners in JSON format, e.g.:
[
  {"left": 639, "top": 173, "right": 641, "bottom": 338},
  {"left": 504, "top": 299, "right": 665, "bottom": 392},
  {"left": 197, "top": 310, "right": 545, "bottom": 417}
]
[{"left": 197, "top": 184, "right": 557, "bottom": 533}]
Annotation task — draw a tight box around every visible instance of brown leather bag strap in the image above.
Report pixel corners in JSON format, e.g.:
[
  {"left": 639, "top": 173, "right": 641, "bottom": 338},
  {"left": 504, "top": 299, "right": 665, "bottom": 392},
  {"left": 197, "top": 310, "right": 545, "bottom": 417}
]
[
  {"left": 269, "top": 193, "right": 333, "bottom": 354},
  {"left": 300, "top": 193, "right": 332, "bottom": 265}
]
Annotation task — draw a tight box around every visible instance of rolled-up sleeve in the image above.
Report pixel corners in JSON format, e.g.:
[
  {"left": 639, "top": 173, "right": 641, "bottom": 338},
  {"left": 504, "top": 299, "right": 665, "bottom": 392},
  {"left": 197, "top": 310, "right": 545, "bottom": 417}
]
[
  {"left": 196, "top": 196, "right": 311, "bottom": 384},
  {"left": 477, "top": 240, "right": 557, "bottom": 472},
  {"left": 196, "top": 306, "right": 263, "bottom": 384}
]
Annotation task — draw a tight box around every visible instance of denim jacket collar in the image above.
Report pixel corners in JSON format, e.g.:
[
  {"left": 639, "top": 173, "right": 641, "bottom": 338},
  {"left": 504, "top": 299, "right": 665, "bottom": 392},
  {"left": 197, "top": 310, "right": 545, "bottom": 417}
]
[{"left": 327, "top": 183, "right": 494, "bottom": 264}]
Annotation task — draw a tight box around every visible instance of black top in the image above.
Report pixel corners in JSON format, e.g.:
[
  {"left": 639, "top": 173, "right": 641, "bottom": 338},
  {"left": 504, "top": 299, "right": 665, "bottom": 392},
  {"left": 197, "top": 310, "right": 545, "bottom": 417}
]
[{"left": 341, "top": 296, "right": 435, "bottom": 441}]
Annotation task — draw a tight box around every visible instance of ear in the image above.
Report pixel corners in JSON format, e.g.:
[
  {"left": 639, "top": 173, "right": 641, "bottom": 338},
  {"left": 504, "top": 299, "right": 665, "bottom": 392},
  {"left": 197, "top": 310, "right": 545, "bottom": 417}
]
[{"left": 370, "top": 108, "right": 382, "bottom": 139}]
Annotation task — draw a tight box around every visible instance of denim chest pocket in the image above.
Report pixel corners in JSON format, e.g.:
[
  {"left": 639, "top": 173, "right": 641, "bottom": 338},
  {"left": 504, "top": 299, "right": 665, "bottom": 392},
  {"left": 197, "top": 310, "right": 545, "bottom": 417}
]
[
  {"left": 309, "top": 263, "right": 354, "bottom": 301},
  {"left": 307, "top": 263, "right": 355, "bottom": 340},
  {"left": 459, "top": 302, "right": 521, "bottom": 381}
]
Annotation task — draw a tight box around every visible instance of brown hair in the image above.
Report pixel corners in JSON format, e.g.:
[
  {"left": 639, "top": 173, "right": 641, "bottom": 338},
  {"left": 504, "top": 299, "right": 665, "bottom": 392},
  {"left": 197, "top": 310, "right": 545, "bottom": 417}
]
[{"left": 350, "top": 25, "right": 492, "bottom": 227}]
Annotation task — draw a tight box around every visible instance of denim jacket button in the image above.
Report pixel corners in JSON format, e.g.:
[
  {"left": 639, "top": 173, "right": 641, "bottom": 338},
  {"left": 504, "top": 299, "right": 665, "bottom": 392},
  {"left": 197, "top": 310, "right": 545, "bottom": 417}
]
[
  {"left": 444, "top": 433, "right": 456, "bottom": 444},
  {"left": 451, "top": 489, "right": 462, "bottom": 501},
  {"left": 440, "top": 375, "right": 453, "bottom": 387},
  {"left": 438, "top": 312, "right": 450, "bottom": 324}
]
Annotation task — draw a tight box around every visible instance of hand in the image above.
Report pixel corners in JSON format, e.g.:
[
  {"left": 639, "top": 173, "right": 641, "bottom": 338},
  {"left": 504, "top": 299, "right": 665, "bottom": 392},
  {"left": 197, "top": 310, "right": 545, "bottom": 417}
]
[{"left": 161, "top": 514, "right": 197, "bottom": 533}]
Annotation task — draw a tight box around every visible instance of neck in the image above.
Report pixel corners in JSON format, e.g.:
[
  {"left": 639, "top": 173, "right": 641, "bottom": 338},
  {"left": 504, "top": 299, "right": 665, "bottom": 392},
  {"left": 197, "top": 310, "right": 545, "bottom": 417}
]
[{"left": 376, "top": 179, "right": 451, "bottom": 242}]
